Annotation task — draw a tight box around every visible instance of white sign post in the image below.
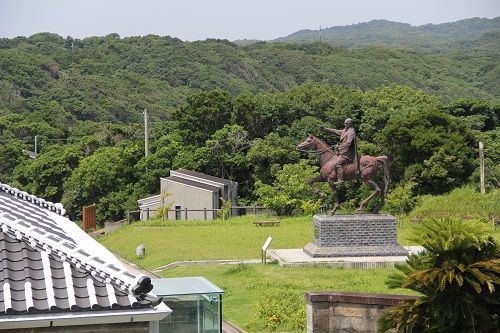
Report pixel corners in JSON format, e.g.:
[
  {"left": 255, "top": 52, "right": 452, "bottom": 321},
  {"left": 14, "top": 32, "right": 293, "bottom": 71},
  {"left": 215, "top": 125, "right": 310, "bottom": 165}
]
[
  {"left": 261, "top": 236, "right": 273, "bottom": 264},
  {"left": 479, "top": 142, "right": 485, "bottom": 194}
]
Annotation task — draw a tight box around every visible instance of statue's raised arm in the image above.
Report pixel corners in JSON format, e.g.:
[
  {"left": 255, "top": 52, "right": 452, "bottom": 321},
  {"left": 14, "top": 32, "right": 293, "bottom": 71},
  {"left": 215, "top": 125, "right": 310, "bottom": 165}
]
[{"left": 320, "top": 125, "right": 343, "bottom": 137}]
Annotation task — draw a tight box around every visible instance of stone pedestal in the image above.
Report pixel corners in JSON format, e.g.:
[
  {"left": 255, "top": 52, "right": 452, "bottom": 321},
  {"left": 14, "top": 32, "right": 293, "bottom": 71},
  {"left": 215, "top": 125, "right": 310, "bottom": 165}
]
[{"left": 303, "top": 214, "right": 408, "bottom": 257}]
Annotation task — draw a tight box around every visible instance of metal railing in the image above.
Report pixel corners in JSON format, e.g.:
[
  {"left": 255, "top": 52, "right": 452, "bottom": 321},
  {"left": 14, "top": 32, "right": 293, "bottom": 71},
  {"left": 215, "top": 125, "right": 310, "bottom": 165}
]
[{"left": 126, "top": 205, "right": 273, "bottom": 223}]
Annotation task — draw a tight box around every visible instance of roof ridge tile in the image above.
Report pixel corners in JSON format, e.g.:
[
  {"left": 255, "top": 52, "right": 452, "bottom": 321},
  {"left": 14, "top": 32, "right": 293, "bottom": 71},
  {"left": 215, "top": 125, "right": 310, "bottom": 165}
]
[
  {"left": 0, "top": 183, "right": 66, "bottom": 216},
  {"left": 0, "top": 183, "right": 162, "bottom": 316}
]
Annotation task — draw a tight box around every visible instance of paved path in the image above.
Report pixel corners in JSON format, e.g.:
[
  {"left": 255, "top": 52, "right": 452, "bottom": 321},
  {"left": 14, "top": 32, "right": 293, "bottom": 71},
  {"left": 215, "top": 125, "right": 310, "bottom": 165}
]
[
  {"left": 222, "top": 320, "right": 246, "bottom": 333},
  {"left": 152, "top": 259, "right": 261, "bottom": 273},
  {"left": 112, "top": 251, "right": 160, "bottom": 277},
  {"left": 268, "top": 246, "right": 424, "bottom": 268}
]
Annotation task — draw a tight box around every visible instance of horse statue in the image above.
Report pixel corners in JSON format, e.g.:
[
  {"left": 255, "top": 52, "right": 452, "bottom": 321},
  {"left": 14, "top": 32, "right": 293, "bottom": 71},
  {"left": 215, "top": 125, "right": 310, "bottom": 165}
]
[{"left": 296, "top": 134, "right": 390, "bottom": 215}]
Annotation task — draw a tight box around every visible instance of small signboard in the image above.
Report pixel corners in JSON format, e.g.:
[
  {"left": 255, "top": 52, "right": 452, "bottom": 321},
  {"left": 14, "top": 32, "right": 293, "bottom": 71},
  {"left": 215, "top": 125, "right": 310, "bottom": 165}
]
[
  {"left": 262, "top": 236, "right": 273, "bottom": 251},
  {"left": 261, "top": 236, "right": 273, "bottom": 264}
]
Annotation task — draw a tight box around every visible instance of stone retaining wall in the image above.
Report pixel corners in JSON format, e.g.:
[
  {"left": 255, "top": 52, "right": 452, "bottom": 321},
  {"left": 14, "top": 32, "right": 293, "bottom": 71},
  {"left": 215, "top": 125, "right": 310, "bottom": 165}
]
[{"left": 305, "top": 291, "right": 417, "bottom": 333}]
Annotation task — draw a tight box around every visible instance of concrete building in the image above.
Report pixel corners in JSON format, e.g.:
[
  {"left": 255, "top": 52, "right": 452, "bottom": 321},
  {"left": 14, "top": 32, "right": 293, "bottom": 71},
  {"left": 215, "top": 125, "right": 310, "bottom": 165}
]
[
  {"left": 138, "top": 169, "right": 238, "bottom": 221},
  {"left": 0, "top": 182, "right": 171, "bottom": 332}
]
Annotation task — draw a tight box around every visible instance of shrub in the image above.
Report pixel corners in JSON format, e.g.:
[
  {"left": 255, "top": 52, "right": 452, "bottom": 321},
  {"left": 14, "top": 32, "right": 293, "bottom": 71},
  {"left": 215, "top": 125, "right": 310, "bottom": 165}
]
[
  {"left": 381, "top": 217, "right": 500, "bottom": 332},
  {"left": 300, "top": 199, "right": 321, "bottom": 215},
  {"left": 155, "top": 191, "right": 174, "bottom": 220},
  {"left": 254, "top": 160, "right": 319, "bottom": 215},
  {"left": 384, "top": 181, "right": 418, "bottom": 215},
  {"left": 254, "top": 291, "right": 306, "bottom": 331},
  {"left": 217, "top": 197, "right": 232, "bottom": 220}
]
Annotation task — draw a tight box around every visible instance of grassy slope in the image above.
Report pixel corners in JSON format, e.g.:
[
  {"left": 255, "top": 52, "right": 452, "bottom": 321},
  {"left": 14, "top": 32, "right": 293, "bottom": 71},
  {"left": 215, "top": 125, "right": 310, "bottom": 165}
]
[{"left": 410, "top": 187, "right": 500, "bottom": 221}]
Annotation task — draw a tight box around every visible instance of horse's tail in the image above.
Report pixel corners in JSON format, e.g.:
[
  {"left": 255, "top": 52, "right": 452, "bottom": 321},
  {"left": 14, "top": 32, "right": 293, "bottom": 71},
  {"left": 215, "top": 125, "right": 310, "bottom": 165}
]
[{"left": 376, "top": 156, "right": 391, "bottom": 195}]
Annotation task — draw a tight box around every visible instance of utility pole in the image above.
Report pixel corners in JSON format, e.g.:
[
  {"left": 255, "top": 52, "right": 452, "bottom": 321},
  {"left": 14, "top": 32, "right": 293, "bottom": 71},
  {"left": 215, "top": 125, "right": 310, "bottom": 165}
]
[
  {"left": 479, "top": 142, "right": 485, "bottom": 194},
  {"left": 319, "top": 26, "right": 322, "bottom": 43},
  {"left": 144, "top": 109, "right": 149, "bottom": 158},
  {"left": 34, "top": 135, "right": 38, "bottom": 154}
]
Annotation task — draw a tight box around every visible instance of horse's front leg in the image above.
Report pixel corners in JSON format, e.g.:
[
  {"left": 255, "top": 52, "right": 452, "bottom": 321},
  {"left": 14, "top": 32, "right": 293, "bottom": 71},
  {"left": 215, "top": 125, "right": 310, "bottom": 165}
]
[
  {"left": 328, "top": 181, "right": 340, "bottom": 215},
  {"left": 307, "top": 175, "right": 327, "bottom": 198}
]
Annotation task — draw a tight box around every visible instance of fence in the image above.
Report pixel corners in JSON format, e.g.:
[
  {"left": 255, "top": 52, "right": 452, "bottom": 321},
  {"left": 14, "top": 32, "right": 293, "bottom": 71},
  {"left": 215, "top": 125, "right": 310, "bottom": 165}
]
[
  {"left": 126, "top": 205, "right": 273, "bottom": 223},
  {"left": 230, "top": 206, "right": 275, "bottom": 216}
]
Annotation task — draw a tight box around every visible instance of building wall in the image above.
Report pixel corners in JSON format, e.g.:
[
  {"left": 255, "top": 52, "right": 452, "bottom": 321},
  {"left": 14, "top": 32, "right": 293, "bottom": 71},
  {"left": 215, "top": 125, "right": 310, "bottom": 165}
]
[
  {"left": 305, "top": 291, "right": 417, "bottom": 333},
  {"left": 161, "top": 179, "right": 218, "bottom": 220},
  {"left": 221, "top": 182, "right": 238, "bottom": 206},
  {"left": 1, "top": 322, "right": 149, "bottom": 333},
  {"left": 138, "top": 194, "right": 162, "bottom": 221}
]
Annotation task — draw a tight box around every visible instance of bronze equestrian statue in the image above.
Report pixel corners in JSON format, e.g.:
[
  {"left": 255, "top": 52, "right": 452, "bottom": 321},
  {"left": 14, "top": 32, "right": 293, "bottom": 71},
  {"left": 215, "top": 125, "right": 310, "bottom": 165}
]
[{"left": 296, "top": 119, "right": 390, "bottom": 215}]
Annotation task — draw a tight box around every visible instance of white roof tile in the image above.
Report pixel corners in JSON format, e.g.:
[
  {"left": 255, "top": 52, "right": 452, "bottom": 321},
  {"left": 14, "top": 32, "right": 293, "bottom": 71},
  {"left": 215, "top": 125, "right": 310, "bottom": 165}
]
[{"left": 0, "top": 182, "right": 162, "bottom": 317}]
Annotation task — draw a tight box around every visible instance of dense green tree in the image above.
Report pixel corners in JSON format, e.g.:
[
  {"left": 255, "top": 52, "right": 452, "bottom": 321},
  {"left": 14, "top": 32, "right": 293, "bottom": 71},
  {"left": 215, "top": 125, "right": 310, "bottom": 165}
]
[
  {"left": 61, "top": 143, "right": 142, "bottom": 223},
  {"left": 281, "top": 116, "right": 325, "bottom": 143},
  {"left": 442, "top": 98, "right": 499, "bottom": 131},
  {"left": 0, "top": 140, "right": 28, "bottom": 183},
  {"left": 0, "top": 114, "right": 65, "bottom": 143},
  {"left": 359, "top": 85, "right": 441, "bottom": 141},
  {"left": 133, "top": 131, "right": 190, "bottom": 196},
  {"left": 200, "top": 124, "right": 251, "bottom": 180},
  {"left": 377, "top": 109, "right": 476, "bottom": 194},
  {"left": 254, "top": 160, "right": 319, "bottom": 215},
  {"left": 247, "top": 132, "right": 300, "bottom": 185},
  {"left": 13, "top": 145, "right": 82, "bottom": 202},
  {"left": 171, "top": 90, "right": 234, "bottom": 146}
]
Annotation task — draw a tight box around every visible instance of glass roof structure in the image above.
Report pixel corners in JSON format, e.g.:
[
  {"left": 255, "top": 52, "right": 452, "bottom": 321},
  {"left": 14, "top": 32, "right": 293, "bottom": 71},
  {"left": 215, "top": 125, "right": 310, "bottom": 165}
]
[{"left": 151, "top": 277, "right": 224, "bottom": 296}]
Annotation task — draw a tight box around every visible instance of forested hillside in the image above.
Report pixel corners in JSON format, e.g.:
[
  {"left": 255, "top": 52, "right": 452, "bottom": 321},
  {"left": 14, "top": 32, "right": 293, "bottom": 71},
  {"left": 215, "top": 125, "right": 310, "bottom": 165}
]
[
  {"left": 0, "top": 31, "right": 498, "bottom": 124},
  {"left": 275, "top": 17, "right": 500, "bottom": 52},
  {"left": 0, "top": 30, "right": 498, "bottom": 224}
]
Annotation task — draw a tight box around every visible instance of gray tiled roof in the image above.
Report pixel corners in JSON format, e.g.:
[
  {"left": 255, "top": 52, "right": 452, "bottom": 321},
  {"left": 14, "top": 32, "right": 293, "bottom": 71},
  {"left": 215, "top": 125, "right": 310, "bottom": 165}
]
[
  {"left": 166, "top": 176, "right": 221, "bottom": 192},
  {"left": 0, "top": 183, "right": 161, "bottom": 316},
  {"left": 175, "top": 169, "right": 235, "bottom": 185}
]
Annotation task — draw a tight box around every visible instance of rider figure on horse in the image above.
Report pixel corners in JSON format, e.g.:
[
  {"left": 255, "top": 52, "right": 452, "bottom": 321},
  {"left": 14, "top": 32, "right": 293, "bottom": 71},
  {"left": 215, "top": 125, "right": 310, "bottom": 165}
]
[{"left": 320, "top": 118, "right": 359, "bottom": 185}]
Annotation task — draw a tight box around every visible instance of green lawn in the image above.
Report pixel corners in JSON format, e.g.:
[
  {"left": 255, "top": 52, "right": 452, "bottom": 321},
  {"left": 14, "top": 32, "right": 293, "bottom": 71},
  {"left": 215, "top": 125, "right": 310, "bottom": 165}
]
[
  {"left": 99, "top": 215, "right": 314, "bottom": 269},
  {"left": 99, "top": 214, "right": 499, "bottom": 270},
  {"left": 98, "top": 212, "right": 499, "bottom": 332},
  {"left": 160, "top": 264, "right": 415, "bottom": 332}
]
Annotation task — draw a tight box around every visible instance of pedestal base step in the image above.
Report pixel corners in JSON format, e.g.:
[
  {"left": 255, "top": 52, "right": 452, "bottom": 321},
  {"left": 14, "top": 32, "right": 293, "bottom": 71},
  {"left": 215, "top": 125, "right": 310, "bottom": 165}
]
[{"left": 304, "top": 242, "right": 409, "bottom": 257}]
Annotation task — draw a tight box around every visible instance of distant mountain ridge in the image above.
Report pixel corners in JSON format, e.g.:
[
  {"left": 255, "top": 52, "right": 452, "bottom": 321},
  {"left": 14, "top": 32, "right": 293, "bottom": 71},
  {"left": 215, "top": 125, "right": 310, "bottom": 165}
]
[
  {"left": 270, "top": 17, "right": 500, "bottom": 51},
  {"left": 0, "top": 27, "right": 498, "bottom": 125}
]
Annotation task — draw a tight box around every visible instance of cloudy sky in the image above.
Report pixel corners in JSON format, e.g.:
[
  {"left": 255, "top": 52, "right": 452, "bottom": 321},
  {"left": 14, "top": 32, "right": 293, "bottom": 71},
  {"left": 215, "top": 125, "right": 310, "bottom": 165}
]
[{"left": 0, "top": 0, "right": 499, "bottom": 41}]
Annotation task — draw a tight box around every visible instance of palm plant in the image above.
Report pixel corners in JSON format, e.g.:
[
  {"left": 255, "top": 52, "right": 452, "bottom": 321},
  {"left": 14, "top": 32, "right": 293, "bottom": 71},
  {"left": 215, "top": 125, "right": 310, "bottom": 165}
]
[{"left": 380, "top": 217, "right": 500, "bottom": 332}]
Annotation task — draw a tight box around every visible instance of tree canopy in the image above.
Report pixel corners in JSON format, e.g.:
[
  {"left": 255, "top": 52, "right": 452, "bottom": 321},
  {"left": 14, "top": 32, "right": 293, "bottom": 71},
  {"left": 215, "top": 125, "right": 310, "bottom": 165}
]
[{"left": 0, "top": 32, "right": 498, "bottom": 221}]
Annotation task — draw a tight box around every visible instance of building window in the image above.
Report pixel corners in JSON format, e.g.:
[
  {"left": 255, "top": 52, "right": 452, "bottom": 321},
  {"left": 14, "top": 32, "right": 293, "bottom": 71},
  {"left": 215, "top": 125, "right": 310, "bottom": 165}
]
[{"left": 175, "top": 206, "right": 181, "bottom": 220}]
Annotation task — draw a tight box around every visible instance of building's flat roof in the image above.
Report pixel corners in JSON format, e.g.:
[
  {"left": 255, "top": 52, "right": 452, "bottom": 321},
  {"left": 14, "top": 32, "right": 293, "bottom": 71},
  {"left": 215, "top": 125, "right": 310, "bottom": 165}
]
[
  {"left": 137, "top": 194, "right": 161, "bottom": 205},
  {"left": 164, "top": 176, "right": 220, "bottom": 192},
  {"left": 175, "top": 169, "right": 234, "bottom": 185},
  {"left": 151, "top": 277, "right": 223, "bottom": 296}
]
